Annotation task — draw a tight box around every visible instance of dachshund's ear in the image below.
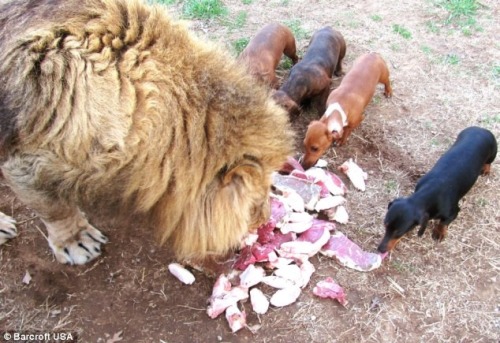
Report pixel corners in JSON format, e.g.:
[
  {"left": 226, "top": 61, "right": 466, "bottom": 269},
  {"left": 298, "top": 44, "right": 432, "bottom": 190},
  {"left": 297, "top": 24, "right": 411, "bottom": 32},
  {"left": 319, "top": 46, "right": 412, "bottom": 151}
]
[
  {"left": 387, "top": 200, "right": 394, "bottom": 210},
  {"left": 417, "top": 212, "right": 430, "bottom": 237},
  {"left": 387, "top": 197, "right": 405, "bottom": 210}
]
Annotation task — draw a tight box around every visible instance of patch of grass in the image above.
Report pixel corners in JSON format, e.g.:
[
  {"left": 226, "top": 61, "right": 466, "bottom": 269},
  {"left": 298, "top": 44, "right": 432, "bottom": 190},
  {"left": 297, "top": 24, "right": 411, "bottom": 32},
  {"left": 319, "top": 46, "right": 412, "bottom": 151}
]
[
  {"left": 371, "top": 14, "right": 383, "bottom": 22},
  {"left": 493, "top": 66, "right": 500, "bottom": 78},
  {"left": 182, "top": 0, "right": 227, "bottom": 19},
  {"left": 280, "top": 0, "right": 291, "bottom": 5},
  {"left": 384, "top": 180, "right": 398, "bottom": 193},
  {"left": 283, "top": 19, "right": 308, "bottom": 40},
  {"left": 372, "top": 94, "right": 381, "bottom": 105},
  {"left": 392, "top": 24, "right": 412, "bottom": 39},
  {"left": 431, "top": 138, "right": 440, "bottom": 147},
  {"left": 443, "top": 53, "right": 460, "bottom": 65},
  {"left": 390, "top": 43, "right": 401, "bottom": 52},
  {"left": 223, "top": 10, "right": 247, "bottom": 29},
  {"left": 241, "top": 0, "right": 253, "bottom": 4},
  {"left": 425, "top": 20, "right": 440, "bottom": 34},
  {"left": 347, "top": 20, "right": 362, "bottom": 29},
  {"left": 435, "top": 0, "right": 482, "bottom": 35},
  {"left": 278, "top": 57, "right": 294, "bottom": 70},
  {"left": 232, "top": 37, "right": 250, "bottom": 55},
  {"left": 479, "top": 113, "right": 500, "bottom": 126},
  {"left": 477, "top": 198, "right": 488, "bottom": 207},
  {"left": 440, "top": 0, "right": 478, "bottom": 23},
  {"left": 421, "top": 45, "right": 433, "bottom": 55},
  {"left": 391, "top": 260, "right": 417, "bottom": 274}
]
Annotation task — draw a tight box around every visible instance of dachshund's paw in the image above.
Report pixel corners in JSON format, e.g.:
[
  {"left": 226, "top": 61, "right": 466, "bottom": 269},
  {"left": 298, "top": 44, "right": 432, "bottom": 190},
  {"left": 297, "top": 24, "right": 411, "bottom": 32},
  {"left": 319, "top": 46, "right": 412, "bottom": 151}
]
[{"left": 431, "top": 229, "right": 447, "bottom": 242}]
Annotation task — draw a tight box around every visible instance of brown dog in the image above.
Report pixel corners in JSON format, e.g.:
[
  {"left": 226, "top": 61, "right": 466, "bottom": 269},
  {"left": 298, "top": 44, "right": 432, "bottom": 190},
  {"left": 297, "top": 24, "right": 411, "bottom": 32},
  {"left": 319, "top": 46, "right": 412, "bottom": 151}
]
[
  {"left": 238, "top": 23, "right": 298, "bottom": 89},
  {"left": 0, "top": 0, "right": 294, "bottom": 265},
  {"left": 302, "top": 52, "right": 392, "bottom": 169},
  {"left": 272, "top": 26, "right": 346, "bottom": 117}
]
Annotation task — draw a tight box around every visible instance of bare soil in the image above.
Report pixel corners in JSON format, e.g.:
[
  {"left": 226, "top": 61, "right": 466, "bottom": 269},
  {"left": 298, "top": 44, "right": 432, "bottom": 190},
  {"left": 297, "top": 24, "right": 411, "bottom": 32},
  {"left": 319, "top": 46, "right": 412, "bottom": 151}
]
[{"left": 1, "top": 0, "right": 499, "bottom": 342}]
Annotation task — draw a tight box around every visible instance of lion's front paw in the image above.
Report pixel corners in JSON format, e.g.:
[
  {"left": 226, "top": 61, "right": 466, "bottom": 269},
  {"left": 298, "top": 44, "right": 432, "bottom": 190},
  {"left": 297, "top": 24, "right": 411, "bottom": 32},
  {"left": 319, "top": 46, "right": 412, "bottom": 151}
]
[
  {"left": 49, "top": 225, "right": 108, "bottom": 265},
  {"left": 0, "top": 212, "right": 17, "bottom": 245}
]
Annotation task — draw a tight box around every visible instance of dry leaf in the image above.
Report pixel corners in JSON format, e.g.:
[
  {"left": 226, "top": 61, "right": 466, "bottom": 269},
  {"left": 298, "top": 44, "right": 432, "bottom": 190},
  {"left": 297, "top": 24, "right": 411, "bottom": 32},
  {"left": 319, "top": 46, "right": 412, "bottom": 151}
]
[
  {"left": 22, "top": 270, "right": 32, "bottom": 285},
  {"left": 106, "top": 331, "right": 123, "bottom": 343}
]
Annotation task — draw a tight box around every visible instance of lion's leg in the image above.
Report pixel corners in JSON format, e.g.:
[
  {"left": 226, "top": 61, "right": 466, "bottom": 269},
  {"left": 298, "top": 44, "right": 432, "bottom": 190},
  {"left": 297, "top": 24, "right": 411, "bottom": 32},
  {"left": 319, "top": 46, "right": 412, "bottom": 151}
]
[
  {"left": 0, "top": 212, "right": 18, "bottom": 245},
  {"left": 1, "top": 158, "right": 108, "bottom": 265},
  {"left": 42, "top": 207, "right": 108, "bottom": 265}
]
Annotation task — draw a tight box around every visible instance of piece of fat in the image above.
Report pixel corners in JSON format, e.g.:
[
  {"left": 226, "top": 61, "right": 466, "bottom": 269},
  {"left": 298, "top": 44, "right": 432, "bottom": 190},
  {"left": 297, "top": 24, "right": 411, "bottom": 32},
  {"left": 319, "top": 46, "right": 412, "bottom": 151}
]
[
  {"left": 168, "top": 263, "right": 195, "bottom": 285},
  {"left": 270, "top": 286, "right": 301, "bottom": 307},
  {"left": 338, "top": 158, "right": 368, "bottom": 191},
  {"left": 225, "top": 304, "right": 247, "bottom": 333},
  {"left": 262, "top": 275, "right": 297, "bottom": 289},
  {"left": 250, "top": 288, "right": 269, "bottom": 314},
  {"left": 314, "top": 195, "right": 346, "bottom": 211},
  {"left": 239, "top": 264, "right": 266, "bottom": 288}
]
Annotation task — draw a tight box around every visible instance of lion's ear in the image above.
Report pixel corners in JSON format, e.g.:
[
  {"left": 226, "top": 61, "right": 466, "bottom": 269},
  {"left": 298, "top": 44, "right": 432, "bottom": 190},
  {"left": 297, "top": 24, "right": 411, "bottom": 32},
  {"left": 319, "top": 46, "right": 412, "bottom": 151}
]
[{"left": 222, "top": 160, "right": 262, "bottom": 186}]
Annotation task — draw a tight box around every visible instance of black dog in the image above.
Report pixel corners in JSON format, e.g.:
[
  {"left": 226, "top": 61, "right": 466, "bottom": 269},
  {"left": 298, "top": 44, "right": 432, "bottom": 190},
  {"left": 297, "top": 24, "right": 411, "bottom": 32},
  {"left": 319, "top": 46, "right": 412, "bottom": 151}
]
[{"left": 378, "top": 126, "right": 497, "bottom": 253}]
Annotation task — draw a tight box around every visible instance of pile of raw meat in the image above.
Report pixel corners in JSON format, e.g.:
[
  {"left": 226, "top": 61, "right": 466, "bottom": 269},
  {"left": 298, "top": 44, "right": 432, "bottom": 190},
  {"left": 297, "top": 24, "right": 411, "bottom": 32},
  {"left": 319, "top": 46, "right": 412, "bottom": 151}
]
[{"left": 169, "top": 157, "right": 387, "bottom": 333}]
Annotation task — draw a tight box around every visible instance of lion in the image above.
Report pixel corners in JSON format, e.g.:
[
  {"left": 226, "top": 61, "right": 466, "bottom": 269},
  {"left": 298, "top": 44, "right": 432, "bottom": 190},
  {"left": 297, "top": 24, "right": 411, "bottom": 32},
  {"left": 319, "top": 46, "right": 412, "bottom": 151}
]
[{"left": 0, "top": 0, "right": 294, "bottom": 265}]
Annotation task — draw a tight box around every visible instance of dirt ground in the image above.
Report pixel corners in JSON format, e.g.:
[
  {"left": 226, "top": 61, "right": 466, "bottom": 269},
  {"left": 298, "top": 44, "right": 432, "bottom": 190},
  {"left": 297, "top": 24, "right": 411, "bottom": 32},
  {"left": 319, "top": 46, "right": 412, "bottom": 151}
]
[{"left": 1, "top": 0, "right": 499, "bottom": 342}]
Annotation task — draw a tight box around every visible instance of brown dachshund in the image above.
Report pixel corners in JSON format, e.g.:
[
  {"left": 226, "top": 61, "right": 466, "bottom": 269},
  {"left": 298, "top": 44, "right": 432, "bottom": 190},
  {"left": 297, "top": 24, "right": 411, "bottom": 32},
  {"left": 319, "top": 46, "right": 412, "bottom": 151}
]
[
  {"left": 301, "top": 52, "right": 392, "bottom": 169},
  {"left": 272, "top": 26, "right": 346, "bottom": 117},
  {"left": 238, "top": 23, "right": 299, "bottom": 89}
]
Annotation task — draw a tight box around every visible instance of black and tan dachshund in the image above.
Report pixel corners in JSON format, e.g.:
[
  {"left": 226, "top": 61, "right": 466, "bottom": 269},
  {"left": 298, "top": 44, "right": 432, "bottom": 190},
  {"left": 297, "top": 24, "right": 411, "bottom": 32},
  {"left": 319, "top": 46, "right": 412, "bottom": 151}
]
[{"left": 378, "top": 126, "right": 497, "bottom": 253}]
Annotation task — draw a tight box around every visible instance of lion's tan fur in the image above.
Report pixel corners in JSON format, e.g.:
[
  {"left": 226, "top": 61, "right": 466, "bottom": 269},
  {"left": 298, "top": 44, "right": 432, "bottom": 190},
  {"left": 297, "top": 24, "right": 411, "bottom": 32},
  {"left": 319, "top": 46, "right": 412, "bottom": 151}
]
[{"left": 0, "top": 0, "right": 294, "bottom": 260}]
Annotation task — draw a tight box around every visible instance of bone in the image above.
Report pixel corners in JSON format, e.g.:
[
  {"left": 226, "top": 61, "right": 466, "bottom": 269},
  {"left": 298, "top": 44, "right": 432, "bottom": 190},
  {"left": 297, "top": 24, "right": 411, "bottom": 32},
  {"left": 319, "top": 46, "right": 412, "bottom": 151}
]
[
  {"left": 270, "top": 286, "right": 302, "bottom": 307},
  {"left": 239, "top": 264, "right": 266, "bottom": 288},
  {"left": 274, "top": 264, "right": 303, "bottom": 285},
  {"left": 338, "top": 158, "right": 368, "bottom": 191},
  {"left": 333, "top": 205, "right": 349, "bottom": 224},
  {"left": 262, "top": 275, "right": 297, "bottom": 289},
  {"left": 298, "top": 259, "right": 315, "bottom": 288},
  {"left": 250, "top": 288, "right": 269, "bottom": 314},
  {"left": 225, "top": 304, "right": 247, "bottom": 333},
  {"left": 314, "top": 195, "right": 346, "bottom": 211},
  {"left": 168, "top": 263, "right": 195, "bottom": 285},
  {"left": 207, "top": 285, "right": 249, "bottom": 319}
]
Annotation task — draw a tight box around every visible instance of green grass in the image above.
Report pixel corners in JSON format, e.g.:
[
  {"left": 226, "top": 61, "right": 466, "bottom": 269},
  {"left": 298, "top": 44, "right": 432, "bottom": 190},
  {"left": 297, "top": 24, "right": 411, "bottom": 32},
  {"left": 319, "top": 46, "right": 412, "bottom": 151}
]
[
  {"left": 232, "top": 37, "right": 250, "bottom": 55},
  {"left": 443, "top": 53, "right": 460, "bottom": 65},
  {"left": 222, "top": 10, "right": 247, "bottom": 30},
  {"left": 425, "top": 20, "right": 440, "bottom": 34},
  {"left": 390, "top": 43, "right": 401, "bottom": 52},
  {"left": 493, "top": 66, "right": 500, "bottom": 78},
  {"left": 421, "top": 45, "right": 433, "bottom": 55},
  {"left": 182, "top": 0, "right": 228, "bottom": 19},
  {"left": 440, "top": 0, "right": 478, "bottom": 23},
  {"left": 384, "top": 180, "right": 398, "bottom": 193},
  {"left": 392, "top": 24, "right": 412, "bottom": 39},
  {"left": 477, "top": 198, "right": 488, "bottom": 207},
  {"left": 278, "top": 58, "right": 294, "bottom": 70},
  {"left": 479, "top": 113, "right": 500, "bottom": 126},
  {"left": 435, "top": 0, "right": 482, "bottom": 35},
  {"left": 391, "top": 261, "right": 417, "bottom": 274},
  {"left": 371, "top": 14, "right": 383, "bottom": 22},
  {"left": 283, "top": 19, "right": 309, "bottom": 40},
  {"left": 241, "top": 0, "right": 253, "bottom": 4}
]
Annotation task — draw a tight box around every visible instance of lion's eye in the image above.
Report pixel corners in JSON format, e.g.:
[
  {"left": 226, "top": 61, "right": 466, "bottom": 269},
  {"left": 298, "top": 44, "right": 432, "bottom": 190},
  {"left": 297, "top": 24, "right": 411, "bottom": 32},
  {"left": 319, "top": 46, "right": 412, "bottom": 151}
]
[{"left": 311, "top": 146, "right": 319, "bottom": 152}]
